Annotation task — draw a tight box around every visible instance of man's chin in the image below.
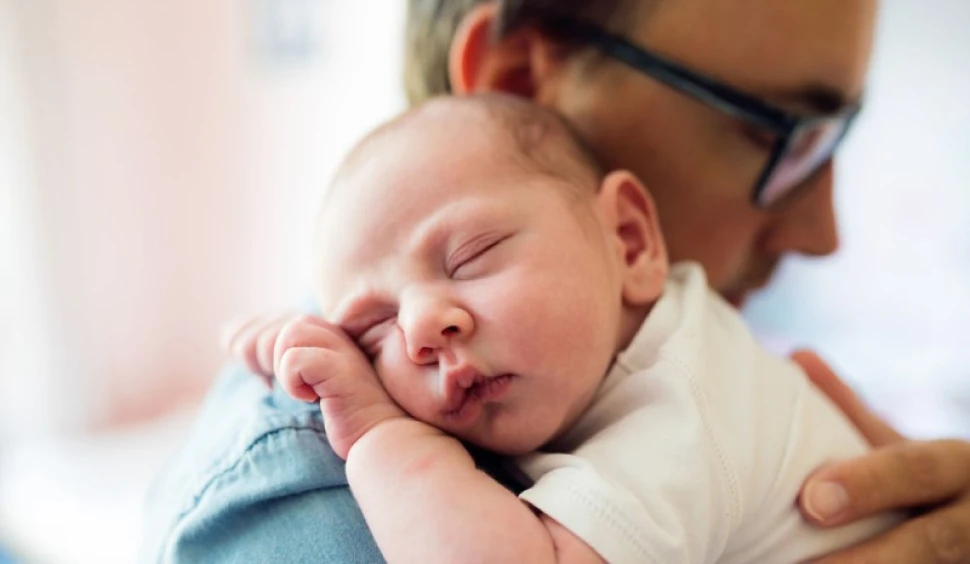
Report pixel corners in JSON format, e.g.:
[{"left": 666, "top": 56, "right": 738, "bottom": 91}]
[
  {"left": 721, "top": 275, "right": 774, "bottom": 309},
  {"left": 722, "top": 290, "right": 749, "bottom": 309}
]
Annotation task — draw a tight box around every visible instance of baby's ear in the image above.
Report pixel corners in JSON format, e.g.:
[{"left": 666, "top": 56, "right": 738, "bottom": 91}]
[{"left": 596, "top": 171, "right": 668, "bottom": 306}]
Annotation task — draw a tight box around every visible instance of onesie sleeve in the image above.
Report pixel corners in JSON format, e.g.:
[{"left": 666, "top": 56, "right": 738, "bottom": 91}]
[
  {"left": 717, "top": 355, "right": 904, "bottom": 563},
  {"left": 517, "top": 390, "right": 736, "bottom": 564},
  {"left": 520, "top": 455, "right": 663, "bottom": 564}
]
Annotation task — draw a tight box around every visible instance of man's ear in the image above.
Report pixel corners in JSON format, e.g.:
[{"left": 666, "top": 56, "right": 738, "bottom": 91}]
[
  {"left": 597, "top": 171, "right": 668, "bottom": 306},
  {"left": 449, "top": 3, "right": 564, "bottom": 100}
]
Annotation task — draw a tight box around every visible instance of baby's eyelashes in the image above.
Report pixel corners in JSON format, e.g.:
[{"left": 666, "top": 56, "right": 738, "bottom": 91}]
[{"left": 447, "top": 233, "right": 511, "bottom": 279}]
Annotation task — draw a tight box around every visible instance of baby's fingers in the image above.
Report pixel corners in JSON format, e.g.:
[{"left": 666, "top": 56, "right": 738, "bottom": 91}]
[
  {"left": 220, "top": 314, "right": 251, "bottom": 352},
  {"left": 253, "top": 317, "right": 293, "bottom": 377},
  {"left": 273, "top": 316, "right": 356, "bottom": 395},
  {"left": 276, "top": 345, "right": 334, "bottom": 403},
  {"left": 221, "top": 314, "right": 276, "bottom": 379},
  {"left": 221, "top": 312, "right": 304, "bottom": 379},
  {"left": 276, "top": 343, "right": 402, "bottom": 460}
]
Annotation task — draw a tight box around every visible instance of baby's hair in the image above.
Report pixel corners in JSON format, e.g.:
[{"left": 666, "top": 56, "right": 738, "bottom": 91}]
[
  {"left": 332, "top": 94, "right": 605, "bottom": 201},
  {"left": 478, "top": 94, "right": 606, "bottom": 195}
]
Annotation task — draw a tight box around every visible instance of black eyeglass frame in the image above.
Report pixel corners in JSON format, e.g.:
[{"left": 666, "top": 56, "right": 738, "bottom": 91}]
[{"left": 545, "top": 18, "right": 862, "bottom": 209}]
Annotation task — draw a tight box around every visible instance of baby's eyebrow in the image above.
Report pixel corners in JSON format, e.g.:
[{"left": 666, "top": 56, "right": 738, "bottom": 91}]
[
  {"left": 405, "top": 208, "right": 460, "bottom": 259},
  {"left": 405, "top": 199, "right": 508, "bottom": 261}
]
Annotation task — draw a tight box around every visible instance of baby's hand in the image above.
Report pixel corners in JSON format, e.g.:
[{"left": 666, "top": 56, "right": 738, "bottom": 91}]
[
  {"left": 220, "top": 311, "right": 303, "bottom": 385},
  {"left": 274, "top": 315, "right": 407, "bottom": 459}
]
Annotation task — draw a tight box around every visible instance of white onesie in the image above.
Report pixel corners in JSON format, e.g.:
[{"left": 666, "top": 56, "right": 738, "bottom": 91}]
[{"left": 517, "top": 263, "right": 899, "bottom": 563}]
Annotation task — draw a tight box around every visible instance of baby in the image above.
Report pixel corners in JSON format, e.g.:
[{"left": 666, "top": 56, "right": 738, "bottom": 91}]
[{"left": 268, "top": 95, "right": 898, "bottom": 562}]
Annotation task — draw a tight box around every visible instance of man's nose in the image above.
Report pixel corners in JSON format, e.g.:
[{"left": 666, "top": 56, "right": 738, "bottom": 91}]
[
  {"left": 764, "top": 161, "right": 840, "bottom": 258},
  {"left": 398, "top": 293, "right": 474, "bottom": 364}
]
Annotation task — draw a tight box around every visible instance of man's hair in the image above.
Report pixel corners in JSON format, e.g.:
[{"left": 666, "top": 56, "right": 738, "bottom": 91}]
[{"left": 404, "top": 0, "right": 638, "bottom": 106}]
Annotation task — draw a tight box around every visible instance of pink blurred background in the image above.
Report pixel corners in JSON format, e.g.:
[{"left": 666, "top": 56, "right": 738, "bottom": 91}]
[
  {"left": 0, "top": 1, "right": 966, "bottom": 562},
  {"left": 0, "top": 1, "right": 406, "bottom": 436},
  {"left": 0, "top": 2, "right": 405, "bottom": 561}
]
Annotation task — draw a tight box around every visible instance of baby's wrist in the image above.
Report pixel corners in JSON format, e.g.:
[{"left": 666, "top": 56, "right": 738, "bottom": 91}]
[
  {"left": 347, "top": 417, "right": 436, "bottom": 457},
  {"left": 346, "top": 417, "right": 451, "bottom": 474}
]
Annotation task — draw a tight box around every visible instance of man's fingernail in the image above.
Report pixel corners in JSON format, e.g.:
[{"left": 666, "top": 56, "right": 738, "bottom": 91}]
[{"left": 804, "top": 481, "right": 849, "bottom": 521}]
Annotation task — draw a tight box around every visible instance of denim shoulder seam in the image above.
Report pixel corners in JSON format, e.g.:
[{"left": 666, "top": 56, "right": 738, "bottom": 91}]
[{"left": 159, "top": 423, "right": 329, "bottom": 561}]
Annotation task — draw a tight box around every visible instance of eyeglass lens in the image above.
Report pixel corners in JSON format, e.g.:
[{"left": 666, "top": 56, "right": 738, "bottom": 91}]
[{"left": 758, "top": 116, "right": 850, "bottom": 206}]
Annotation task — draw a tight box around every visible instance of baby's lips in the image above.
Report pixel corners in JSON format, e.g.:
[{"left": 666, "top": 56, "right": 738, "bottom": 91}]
[{"left": 440, "top": 364, "right": 481, "bottom": 414}]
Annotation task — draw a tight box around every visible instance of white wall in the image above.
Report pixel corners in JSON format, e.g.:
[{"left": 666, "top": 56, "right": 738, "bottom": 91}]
[{"left": 1, "top": 0, "right": 77, "bottom": 437}]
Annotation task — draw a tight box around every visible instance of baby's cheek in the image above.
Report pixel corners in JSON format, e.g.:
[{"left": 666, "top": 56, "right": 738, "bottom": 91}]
[
  {"left": 374, "top": 339, "right": 431, "bottom": 420},
  {"left": 499, "top": 275, "right": 603, "bottom": 364}
]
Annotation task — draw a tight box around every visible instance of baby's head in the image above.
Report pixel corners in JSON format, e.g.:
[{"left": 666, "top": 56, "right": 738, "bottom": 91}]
[{"left": 315, "top": 95, "right": 668, "bottom": 455}]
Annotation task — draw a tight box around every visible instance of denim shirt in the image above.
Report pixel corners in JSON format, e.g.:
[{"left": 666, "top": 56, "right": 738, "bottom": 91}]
[
  {"left": 141, "top": 364, "right": 383, "bottom": 563},
  {"left": 142, "top": 358, "right": 529, "bottom": 563}
]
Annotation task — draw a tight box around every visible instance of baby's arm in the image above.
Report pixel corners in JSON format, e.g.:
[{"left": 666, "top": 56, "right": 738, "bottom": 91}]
[{"left": 274, "top": 316, "right": 605, "bottom": 564}]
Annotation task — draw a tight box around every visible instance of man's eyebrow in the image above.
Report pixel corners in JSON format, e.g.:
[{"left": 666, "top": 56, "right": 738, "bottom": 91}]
[{"left": 765, "top": 83, "right": 859, "bottom": 115}]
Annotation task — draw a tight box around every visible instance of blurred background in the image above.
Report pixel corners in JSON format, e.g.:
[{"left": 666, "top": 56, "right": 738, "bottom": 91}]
[{"left": 0, "top": 1, "right": 966, "bottom": 562}]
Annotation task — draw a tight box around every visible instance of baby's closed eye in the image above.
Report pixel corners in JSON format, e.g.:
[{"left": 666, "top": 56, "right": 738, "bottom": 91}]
[{"left": 448, "top": 233, "right": 512, "bottom": 280}]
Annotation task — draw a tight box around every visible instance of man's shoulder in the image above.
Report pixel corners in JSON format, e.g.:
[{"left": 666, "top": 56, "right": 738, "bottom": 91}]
[
  {"left": 142, "top": 364, "right": 358, "bottom": 562},
  {"left": 156, "top": 363, "right": 339, "bottom": 502}
]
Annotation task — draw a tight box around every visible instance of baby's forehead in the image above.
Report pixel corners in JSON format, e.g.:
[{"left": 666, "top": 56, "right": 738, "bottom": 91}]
[
  {"left": 314, "top": 185, "right": 517, "bottom": 318},
  {"left": 330, "top": 95, "right": 602, "bottom": 200},
  {"left": 313, "top": 95, "right": 602, "bottom": 307},
  {"left": 318, "top": 168, "right": 519, "bottom": 269}
]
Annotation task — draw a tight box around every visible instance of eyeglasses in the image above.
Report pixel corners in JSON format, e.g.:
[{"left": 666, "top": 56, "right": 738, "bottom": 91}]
[{"left": 546, "top": 18, "right": 861, "bottom": 210}]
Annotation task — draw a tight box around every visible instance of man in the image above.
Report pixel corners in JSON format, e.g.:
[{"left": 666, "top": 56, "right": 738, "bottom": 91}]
[{"left": 142, "top": 1, "right": 970, "bottom": 561}]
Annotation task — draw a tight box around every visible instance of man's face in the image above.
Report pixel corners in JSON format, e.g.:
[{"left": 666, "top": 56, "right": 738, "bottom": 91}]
[
  {"left": 544, "top": 0, "right": 877, "bottom": 306},
  {"left": 314, "top": 120, "right": 623, "bottom": 455}
]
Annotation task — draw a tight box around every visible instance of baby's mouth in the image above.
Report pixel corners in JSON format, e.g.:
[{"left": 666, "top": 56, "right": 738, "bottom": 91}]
[{"left": 441, "top": 369, "right": 514, "bottom": 420}]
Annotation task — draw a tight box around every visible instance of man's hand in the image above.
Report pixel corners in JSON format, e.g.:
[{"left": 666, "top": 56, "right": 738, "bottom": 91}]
[
  {"left": 274, "top": 315, "right": 407, "bottom": 459},
  {"left": 793, "top": 350, "right": 970, "bottom": 563}
]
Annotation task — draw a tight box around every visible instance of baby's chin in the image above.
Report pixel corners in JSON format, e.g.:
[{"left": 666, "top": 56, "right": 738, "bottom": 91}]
[{"left": 456, "top": 428, "right": 551, "bottom": 457}]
